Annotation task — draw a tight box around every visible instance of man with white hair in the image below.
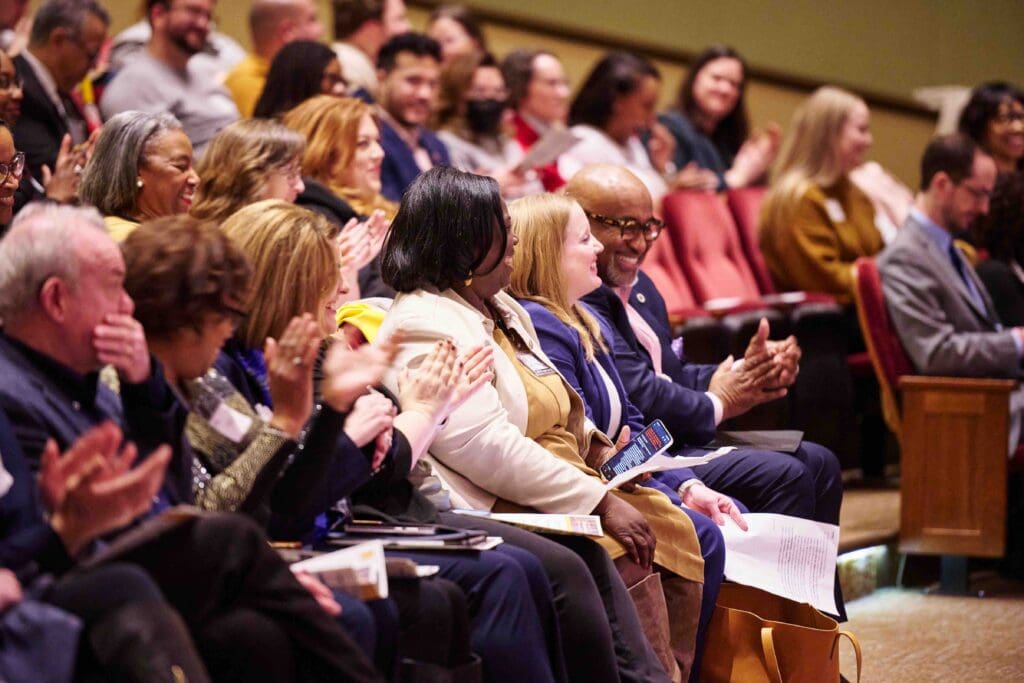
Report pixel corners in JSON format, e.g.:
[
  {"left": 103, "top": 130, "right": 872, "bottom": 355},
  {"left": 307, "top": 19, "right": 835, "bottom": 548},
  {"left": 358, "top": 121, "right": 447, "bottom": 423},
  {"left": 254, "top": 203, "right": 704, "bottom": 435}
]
[
  {"left": 0, "top": 202, "right": 187, "bottom": 494},
  {"left": 0, "top": 202, "right": 384, "bottom": 681}
]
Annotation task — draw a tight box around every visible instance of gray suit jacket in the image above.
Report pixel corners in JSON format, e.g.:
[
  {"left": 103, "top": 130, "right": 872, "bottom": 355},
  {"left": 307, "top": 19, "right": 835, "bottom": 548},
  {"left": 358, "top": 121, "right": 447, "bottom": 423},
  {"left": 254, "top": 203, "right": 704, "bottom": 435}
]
[{"left": 878, "top": 213, "right": 1021, "bottom": 378}]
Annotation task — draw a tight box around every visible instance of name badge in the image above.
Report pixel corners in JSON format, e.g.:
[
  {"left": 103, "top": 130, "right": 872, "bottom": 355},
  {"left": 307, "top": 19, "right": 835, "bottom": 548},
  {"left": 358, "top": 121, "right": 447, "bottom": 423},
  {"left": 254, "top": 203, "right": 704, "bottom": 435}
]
[
  {"left": 207, "top": 402, "right": 254, "bottom": 443},
  {"left": 517, "top": 350, "right": 557, "bottom": 377},
  {"left": 824, "top": 199, "right": 847, "bottom": 223}
]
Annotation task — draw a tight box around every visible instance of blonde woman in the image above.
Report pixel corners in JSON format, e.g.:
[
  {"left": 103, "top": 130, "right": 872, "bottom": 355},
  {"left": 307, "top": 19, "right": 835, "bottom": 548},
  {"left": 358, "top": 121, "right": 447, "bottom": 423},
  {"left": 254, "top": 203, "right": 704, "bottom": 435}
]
[
  {"left": 282, "top": 95, "right": 393, "bottom": 299},
  {"left": 759, "top": 86, "right": 884, "bottom": 305},
  {"left": 190, "top": 119, "right": 306, "bottom": 223},
  {"left": 508, "top": 193, "right": 734, "bottom": 680}
]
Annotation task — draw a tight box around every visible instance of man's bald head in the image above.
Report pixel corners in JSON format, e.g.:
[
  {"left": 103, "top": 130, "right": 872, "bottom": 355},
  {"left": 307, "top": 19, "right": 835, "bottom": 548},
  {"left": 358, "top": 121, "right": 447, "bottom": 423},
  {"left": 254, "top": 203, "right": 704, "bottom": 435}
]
[
  {"left": 565, "top": 164, "right": 652, "bottom": 217},
  {"left": 565, "top": 164, "right": 656, "bottom": 288},
  {"left": 250, "top": 0, "right": 323, "bottom": 57}
]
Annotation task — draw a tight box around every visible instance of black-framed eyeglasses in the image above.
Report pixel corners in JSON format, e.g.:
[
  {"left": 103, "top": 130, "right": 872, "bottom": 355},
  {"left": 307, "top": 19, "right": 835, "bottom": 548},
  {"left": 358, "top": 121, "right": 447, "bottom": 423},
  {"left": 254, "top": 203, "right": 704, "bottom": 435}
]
[
  {"left": 956, "top": 180, "right": 992, "bottom": 203},
  {"left": 584, "top": 210, "right": 663, "bottom": 242},
  {"left": 993, "top": 110, "right": 1024, "bottom": 126},
  {"left": 67, "top": 33, "right": 101, "bottom": 66},
  {"left": 0, "top": 152, "right": 25, "bottom": 185},
  {"left": 0, "top": 73, "right": 23, "bottom": 91}
]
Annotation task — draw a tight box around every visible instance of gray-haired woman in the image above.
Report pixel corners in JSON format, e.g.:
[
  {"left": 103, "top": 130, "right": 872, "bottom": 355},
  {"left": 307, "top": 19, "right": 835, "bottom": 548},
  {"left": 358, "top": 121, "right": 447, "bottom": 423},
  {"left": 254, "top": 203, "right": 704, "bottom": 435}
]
[{"left": 78, "top": 111, "right": 199, "bottom": 241}]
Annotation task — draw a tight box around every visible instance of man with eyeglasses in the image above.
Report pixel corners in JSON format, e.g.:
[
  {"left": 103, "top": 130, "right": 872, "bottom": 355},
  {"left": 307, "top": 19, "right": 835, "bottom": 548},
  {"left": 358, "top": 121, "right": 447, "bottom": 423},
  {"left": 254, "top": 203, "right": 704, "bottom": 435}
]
[
  {"left": 100, "top": 0, "right": 239, "bottom": 156},
  {"left": 572, "top": 163, "right": 848, "bottom": 617},
  {"left": 880, "top": 134, "right": 1023, "bottom": 433},
  {"left": 12, "top": 0, "right": 107, "bottom": 185}
]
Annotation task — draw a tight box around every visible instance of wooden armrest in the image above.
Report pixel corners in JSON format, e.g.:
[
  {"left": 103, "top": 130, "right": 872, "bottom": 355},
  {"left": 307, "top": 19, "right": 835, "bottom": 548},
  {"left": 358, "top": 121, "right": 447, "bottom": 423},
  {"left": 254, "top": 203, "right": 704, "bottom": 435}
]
[{"left": 898, "top": 375, "right": 1017, "bottom": 394}]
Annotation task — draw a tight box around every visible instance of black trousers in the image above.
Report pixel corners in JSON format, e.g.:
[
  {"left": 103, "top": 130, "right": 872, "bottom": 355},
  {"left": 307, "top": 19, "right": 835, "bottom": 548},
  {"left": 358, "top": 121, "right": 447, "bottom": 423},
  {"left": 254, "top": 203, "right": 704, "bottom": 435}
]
[
  {"left": 439, "top": 512, "right": 669, "bottom": 683},
  {"left": 46, "top": 562, "right": 210, "bottom": 683},
  {"left": 107, "top": 512, "right": 384, "bottom": 682}
]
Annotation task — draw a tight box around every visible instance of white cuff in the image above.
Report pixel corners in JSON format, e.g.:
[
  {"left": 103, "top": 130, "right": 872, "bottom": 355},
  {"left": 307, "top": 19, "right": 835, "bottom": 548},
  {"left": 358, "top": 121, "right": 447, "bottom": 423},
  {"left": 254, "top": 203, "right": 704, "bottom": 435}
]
[{"left": 705, "top": 391, "right": 724, "bottom": 426}]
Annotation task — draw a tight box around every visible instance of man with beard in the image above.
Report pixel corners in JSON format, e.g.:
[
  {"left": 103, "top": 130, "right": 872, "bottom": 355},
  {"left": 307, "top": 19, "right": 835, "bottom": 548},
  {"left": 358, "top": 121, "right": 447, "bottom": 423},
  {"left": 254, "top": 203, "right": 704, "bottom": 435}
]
[
  {"left": 879, "top": 134, "right": 1018, "bottom": 392},
  {"left": 100, "top": 0, "right": 239, "bottom": 155},
  {"left": 571, "top": 164, "right": 847, "bottom": 617},
  {"left": 376, "top": 32, "right": 450, "bottom": 201}
]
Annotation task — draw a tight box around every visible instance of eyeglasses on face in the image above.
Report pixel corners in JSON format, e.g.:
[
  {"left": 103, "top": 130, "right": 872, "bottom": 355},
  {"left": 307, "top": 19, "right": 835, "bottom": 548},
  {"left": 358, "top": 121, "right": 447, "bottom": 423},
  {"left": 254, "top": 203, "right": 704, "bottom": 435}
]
[
  {"left": 0, "top": 152, "right": 25, "bottom": 185},
  {"left": 992, "top": 109, "right": 1024, "bottom": 126},
  {"left": 0, "top": 73, "right": 23, "bottom": 91},
  {"left": 584, "top": 210, "right": 663, "bottom": 242}
]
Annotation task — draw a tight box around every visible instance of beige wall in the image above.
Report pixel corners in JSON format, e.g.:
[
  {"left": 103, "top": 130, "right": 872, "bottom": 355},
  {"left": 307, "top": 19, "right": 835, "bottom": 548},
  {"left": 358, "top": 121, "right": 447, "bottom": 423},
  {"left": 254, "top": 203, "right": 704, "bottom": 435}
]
[{"left": 33, "top": 0, "right": 945, "bottom": 184}]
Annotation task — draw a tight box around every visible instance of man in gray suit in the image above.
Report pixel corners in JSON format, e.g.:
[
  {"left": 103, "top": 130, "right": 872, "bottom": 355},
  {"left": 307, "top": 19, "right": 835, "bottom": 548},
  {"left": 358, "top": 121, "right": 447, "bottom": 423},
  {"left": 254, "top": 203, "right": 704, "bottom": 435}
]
[
  {"left": 879, "top": 132, "right": 1022, "bottom": 444},
  {"left": 879, "top": 133, "right": 1019, "bottom": 375}
]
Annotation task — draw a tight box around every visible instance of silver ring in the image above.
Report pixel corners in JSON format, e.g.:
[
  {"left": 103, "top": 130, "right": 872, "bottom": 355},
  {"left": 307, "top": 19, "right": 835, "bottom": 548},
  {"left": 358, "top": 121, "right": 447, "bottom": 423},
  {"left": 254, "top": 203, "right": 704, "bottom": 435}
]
[{"left": 291, "top": 356, "right": 303, "bottom": 366}]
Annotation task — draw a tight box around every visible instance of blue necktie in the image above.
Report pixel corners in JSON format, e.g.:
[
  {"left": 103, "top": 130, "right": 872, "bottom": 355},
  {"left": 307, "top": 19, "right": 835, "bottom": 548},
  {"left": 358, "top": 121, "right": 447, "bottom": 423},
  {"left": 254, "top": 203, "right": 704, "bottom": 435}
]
[{"left": 948, "top": 243, "right": 990, "bottom": 318}]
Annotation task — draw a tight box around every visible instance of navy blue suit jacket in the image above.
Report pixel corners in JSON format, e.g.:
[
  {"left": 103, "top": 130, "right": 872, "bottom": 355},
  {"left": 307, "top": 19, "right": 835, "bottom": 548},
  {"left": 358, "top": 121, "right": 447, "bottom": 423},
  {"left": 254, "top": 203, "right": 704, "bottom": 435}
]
[
  {"left": 379, "top": 119, "right": 450, "bottom": 202},
  {"left": 520, "top": 299, "right": 700, "bottom": 503},
  {"left": 0, "top": 408, "right": 72, "bottom": 576},
  {"left": 0, "top": 333, "right": 193, "bottom": 506},
  {"left": 581, "top": 272, "right": 718, "bottom": 447}
]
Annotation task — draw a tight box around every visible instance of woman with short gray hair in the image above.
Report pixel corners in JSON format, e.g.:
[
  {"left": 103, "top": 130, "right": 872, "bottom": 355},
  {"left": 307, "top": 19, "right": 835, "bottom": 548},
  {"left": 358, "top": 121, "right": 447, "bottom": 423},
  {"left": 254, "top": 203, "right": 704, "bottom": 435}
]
[{"left": 78, "top": 111, "right": 200, "bottom": 241}]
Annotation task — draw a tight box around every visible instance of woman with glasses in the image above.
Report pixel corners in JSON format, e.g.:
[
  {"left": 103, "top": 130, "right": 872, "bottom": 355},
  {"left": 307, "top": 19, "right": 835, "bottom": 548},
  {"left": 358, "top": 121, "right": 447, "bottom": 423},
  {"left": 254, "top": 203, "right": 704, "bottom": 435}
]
[
  {"left": 508, "top": 192, "right": 731, "bottom": 681},
  {"left": 959, "top": 82, "right": 1024, "bottom": 175},
  {"left": 78, "top": 110, "right": 199, "bottom": 241},
  {"left": 0, "top": 119, "right": 24, "bottom": 230},
  {"left": 190, "top": 118, "right": 306, "bottom": 223},
  {"left": 1, "top": 49, "right": 86, "bottom": 215},
  {"left": 253, "top": 41, "right": 348, "bottom": 121},
  {"left": 759, "top": 86, "right": 884, "bottom": 307}
]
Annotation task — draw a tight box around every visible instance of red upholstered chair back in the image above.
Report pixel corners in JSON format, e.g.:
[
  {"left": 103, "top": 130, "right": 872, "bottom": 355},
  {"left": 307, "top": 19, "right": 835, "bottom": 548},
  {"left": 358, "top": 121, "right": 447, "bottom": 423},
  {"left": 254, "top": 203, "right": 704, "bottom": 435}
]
[
  {"left": 853, "top": 257, "right": 914, "bottom": 440},
  {"left": 726, "top": 187, "right": 775, "bottom": 294},
  {"left": 661, "top": 190, "right": 762, "bottom": 305},
  {"left": 640, "top": 233, "right": 702, "bottom": 320}
]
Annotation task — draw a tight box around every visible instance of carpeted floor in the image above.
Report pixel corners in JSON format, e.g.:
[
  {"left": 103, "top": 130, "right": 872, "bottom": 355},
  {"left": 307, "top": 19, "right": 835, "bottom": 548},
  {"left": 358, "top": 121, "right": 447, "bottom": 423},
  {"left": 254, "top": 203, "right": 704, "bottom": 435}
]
[
  {"left": 839, "top": 575, "right": 1024, "bottom": 681},
  {"left": 838, "top": 487, "right": 900, "bottom": 553}
]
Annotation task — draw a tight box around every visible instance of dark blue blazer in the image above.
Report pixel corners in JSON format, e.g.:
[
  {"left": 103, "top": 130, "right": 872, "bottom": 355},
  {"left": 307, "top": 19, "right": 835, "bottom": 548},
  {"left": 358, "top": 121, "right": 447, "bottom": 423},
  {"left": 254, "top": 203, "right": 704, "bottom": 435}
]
[
  {"left": 379, "top": 119, "right": 450, "bottom": 202},
  {"left": 0, "top": 409, "right": 72, "bottom": 575},
  {"left": 519, "top": 300, "right": 697, "bottom": 503},
  {"left": 213, "top": 345, "right": 378, "bottom": 541},
  {"left": 0, "top": 333, "right": 193, "bottom": 507},
  {"left": 581, "top": 272, "right": 718, "bottom": 447}
]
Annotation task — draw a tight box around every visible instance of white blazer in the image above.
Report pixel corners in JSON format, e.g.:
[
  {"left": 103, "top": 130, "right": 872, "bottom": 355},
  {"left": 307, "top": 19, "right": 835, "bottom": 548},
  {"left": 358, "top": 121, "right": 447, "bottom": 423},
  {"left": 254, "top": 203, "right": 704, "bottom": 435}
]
[{"left": 377, "top": 288, "right": 609, "bottom": 514}]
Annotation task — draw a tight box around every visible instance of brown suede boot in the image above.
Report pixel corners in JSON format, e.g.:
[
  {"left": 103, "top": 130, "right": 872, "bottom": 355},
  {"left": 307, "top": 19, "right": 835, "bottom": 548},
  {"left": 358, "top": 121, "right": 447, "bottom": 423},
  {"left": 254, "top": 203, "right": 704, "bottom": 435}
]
[{"left": 626, "top": 572, "right": 683, "bottom": 683}]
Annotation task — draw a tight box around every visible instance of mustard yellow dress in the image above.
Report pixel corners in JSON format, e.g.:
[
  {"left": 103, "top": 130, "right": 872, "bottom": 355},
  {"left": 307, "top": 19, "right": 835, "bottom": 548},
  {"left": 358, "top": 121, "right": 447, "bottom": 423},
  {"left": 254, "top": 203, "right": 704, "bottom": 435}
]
[{"left": 492, "top": 327, "right": 704, "bottom": 584}]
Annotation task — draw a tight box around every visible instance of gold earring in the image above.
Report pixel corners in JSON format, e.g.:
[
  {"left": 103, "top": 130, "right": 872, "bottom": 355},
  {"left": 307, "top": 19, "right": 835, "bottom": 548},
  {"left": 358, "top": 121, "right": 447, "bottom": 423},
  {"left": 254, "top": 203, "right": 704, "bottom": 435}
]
[{"left": 464, "top": 273, "right": 473, "bottom": 287}]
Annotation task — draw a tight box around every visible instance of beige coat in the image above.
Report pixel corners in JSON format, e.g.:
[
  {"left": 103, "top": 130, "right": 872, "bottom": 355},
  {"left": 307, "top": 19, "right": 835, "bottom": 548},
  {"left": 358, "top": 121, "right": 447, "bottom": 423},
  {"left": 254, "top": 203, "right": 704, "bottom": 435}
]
[{"left": 377, "top": 288, "right": 610, "bottom": 515}]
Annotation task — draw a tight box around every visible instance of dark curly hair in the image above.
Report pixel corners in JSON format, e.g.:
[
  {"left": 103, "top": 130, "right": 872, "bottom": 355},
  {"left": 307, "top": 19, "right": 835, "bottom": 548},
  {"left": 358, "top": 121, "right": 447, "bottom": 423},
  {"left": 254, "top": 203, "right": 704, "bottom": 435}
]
[
  {"left": 975, "top": 171, "right": 1024, "bottom": 263},
  {"left": 122, "top": 215, "right": 252, "bottom": 340}
]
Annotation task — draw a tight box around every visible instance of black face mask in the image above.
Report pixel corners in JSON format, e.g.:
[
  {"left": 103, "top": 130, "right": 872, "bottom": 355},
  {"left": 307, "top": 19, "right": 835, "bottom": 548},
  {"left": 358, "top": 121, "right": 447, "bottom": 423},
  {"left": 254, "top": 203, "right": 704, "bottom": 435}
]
[{"left": 465, "top": 98, "right": 507, "bottom": 136}]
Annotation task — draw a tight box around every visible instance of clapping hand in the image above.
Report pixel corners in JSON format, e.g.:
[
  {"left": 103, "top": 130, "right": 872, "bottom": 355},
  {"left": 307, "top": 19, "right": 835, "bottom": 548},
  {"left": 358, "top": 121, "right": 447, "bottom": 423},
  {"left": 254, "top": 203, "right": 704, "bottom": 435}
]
[
  {"left": 397, "top": 340, "right": 494, "bottom": 424},
  {"left": 321, "top": 334, "right": 402, "bottom": 413},
  {"left": 264, "top": 314, "right": 321, "bottom": 437},
  {"left": 708, "top": 318, "right": 787, "bottom": 419},
  {"left": 40, "top": 422, "right": 171, "bottom": 555}
]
